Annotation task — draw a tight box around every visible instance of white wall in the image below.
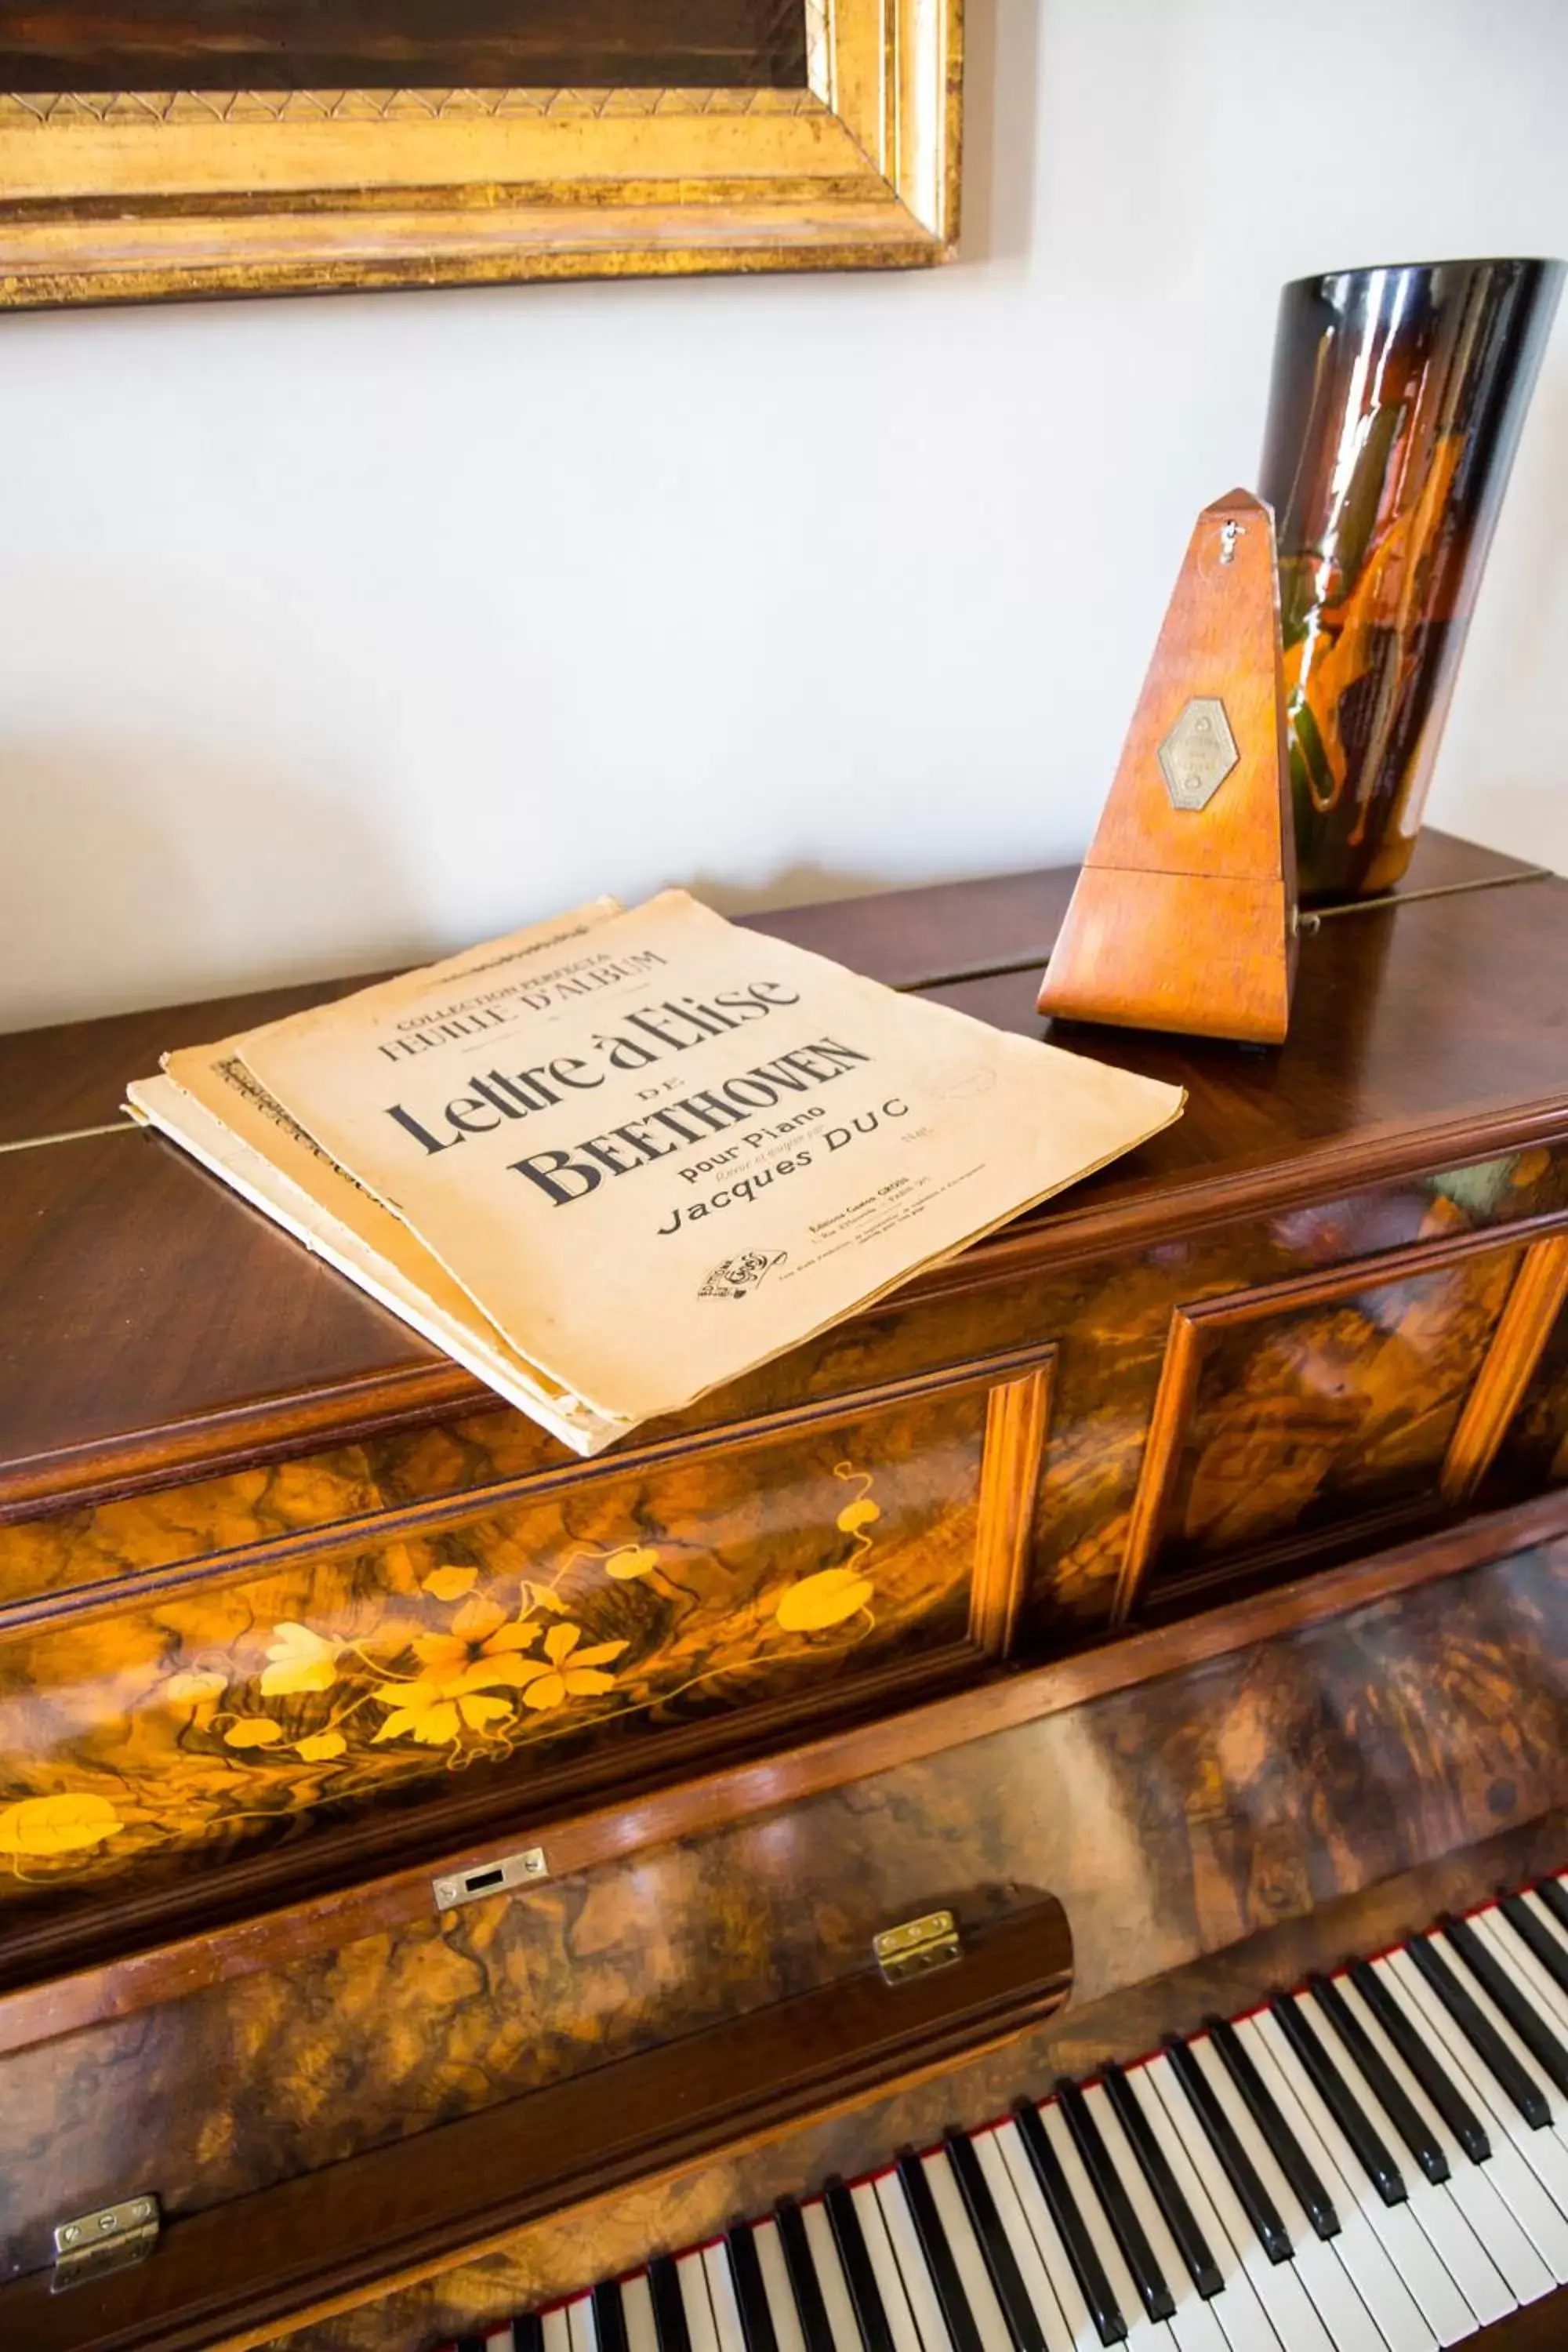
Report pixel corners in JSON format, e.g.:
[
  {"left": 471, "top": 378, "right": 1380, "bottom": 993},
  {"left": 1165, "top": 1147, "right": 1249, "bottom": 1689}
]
[{"left": 2, "top": 0, "right": 1565, "bottom": 1033}]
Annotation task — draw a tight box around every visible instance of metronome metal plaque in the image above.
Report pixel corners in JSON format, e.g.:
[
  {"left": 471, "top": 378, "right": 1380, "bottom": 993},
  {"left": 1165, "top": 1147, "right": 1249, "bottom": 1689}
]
[
  {"left": 1038, "top": 489, "right": 1298, "bottom": 1045},
  {"left": 1158, "top": 698, "right": 1238, "bottom": 812}
]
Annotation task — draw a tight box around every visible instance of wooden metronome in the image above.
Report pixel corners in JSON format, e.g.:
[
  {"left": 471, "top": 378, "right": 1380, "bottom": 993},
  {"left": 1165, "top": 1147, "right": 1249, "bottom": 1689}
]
[{"left": 1038, "top": 487, "right": 1298, "bottom": 1045}]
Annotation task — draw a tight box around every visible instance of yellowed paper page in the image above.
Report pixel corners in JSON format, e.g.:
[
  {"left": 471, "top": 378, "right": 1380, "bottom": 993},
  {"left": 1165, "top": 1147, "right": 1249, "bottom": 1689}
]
[{"left": 238, "top": 891, "right": 1185, "bottom": 1428}]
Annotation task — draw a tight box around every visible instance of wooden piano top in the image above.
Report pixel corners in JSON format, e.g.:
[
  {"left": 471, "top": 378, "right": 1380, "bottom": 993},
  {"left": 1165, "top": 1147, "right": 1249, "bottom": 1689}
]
[{"left": 2, "top": 829, "right": 1565, "bottom": 1510}]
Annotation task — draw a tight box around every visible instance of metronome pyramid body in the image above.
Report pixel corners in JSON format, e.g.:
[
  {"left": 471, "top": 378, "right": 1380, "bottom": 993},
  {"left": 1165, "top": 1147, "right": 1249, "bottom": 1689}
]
[{"left": 1038, "top": 488, "right": 1298, "bottom": 1044}]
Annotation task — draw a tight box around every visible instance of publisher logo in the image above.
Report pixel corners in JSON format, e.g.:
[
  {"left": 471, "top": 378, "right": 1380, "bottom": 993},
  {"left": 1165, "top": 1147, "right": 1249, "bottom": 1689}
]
[{"left": 699, "top": 1250, "right": 785, "bottom": 1301}]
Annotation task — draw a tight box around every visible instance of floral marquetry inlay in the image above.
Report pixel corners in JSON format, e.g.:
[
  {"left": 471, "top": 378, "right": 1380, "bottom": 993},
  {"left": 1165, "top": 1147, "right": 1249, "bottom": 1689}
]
[{"left": 0, "top": 1350, "right": 1049, "bottom": 1907}]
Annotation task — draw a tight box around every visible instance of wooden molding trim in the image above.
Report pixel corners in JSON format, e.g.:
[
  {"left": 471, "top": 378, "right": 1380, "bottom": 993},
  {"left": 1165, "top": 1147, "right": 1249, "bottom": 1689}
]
[
  {"left": 1112, "top": 1209, "right": 1568, "bottom": 1623},
  {"left": 5, "top": 1109, "right": 1566, "bottom": 1529},
  {"left": 0, "top": 0, "right": 961, "bottom": 307},
  {"left": 2, "top": 1486, "right": 1564, "bottom": 2063},
  {"left": 0, "top": 1897, "right": 1072, "bottom": 2350},
  {"left": 967, "top": 1358, "right": 1053, "bottom": 1656},
  {"left": 1112, "top": 1310, "right": 1203, "bottom": 1627},
  {"left": 0, "top": 1341, "right": 1058, "bottom": 1639},
  {"left": 1443, "top": 1233, "right": 1568, "bottom": 1504}
]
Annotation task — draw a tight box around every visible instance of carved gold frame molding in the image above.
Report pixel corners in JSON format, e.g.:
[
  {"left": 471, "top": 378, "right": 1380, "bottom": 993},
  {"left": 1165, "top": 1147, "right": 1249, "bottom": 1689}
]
[{"left": 0, "top": 0, "right": 962, "bottom": 308}]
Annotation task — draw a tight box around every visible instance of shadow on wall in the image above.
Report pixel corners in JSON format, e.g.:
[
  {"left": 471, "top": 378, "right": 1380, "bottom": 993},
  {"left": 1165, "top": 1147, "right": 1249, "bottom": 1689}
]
[
  {"left": 961, "top": 0, "right": 1044, "bottom": 265},
  {"left": 691, "top": 861, "right": 891, "bottom": 917},
  {"left": 0, "top": 738, "right": 418, "bottom": 1032}
]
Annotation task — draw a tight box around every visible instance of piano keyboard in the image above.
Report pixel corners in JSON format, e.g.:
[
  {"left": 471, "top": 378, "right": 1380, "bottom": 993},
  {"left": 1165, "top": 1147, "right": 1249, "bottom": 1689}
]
[{"left": 443, "top": 1876, "right": 1568, "bottom": 2352}]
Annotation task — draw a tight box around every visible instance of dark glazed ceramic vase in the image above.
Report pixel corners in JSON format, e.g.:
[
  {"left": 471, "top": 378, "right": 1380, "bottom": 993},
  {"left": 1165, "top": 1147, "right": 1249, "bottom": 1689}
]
[{"left": 1258, "top": 256, "right": 1563, "bottom": 901}]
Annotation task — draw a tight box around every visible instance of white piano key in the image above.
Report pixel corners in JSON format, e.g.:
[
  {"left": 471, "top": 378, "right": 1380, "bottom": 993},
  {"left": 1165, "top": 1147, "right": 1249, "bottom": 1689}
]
[
  {"left": 704, "top": 2246, "right": 750, "bottom": 2352},
  {"left": 1476, "top": 1906, "right": 1568, "bottom": 2044},
  {"left": 679, "top": 2252, "right": 724, "bottom": 2352},
  {"left": 801, "top": 2200, "right": 868, "bottom": 2352},
  {"left": 1114, "top": 2062, "right": 1284, "bottom": 2352},
  {"left": 988, "top": 2119, "right": 1105, "bottom": 2352},
  {"left": 851, "top": 2179, "right": 927, "bottom": 2352},
  {"left": 1144, "top": 2053, "right": 1330, "bottom": 2352},
  {"left": 1185, "top": 2033, "right": 1384, "bottom": 2352},
  {"left": 919, "top": 2147, "right": 1020, "bottom": 2352},
  {"left": 755, "top": 2222, "right": 809, "bottom": 2352},
  {"left": 568, "top": 2296, "right": 601, "bottom": 2352},
  {"left": 1377, "top": 1951, "right": 1568, "bottom": 2273},
  {"left": 1335, "top": 1965, "right": 1552, "bottom": 2307},
  {"left": 1424, "top": 1929, "right": 1568, "bottom": 2146},
  {"left": 1275, "top": 1985, "right": 1509, "bottom": 2338},
  {"left": 1240, "top": 2009, "right": 1443, "bottom": 2352},
  {"left": 970, "top": 2125, "right": 1080, "bottom": 2352},
  {"left": 1080, "top": 2082, "right": 1228, "bottom": 2352},
  {"left": 1522, "top": 1890, "right": 1568, "bottom": 1969},
  {"left": 875, "top": 2169, "right": 956, "bottom": 2352},
  {"left": 1035, "top": 2098, "right": 1173, "bottom": 2346},
  {"left": 625, "top": 2274, "right": 662, "bottom": 2352}
]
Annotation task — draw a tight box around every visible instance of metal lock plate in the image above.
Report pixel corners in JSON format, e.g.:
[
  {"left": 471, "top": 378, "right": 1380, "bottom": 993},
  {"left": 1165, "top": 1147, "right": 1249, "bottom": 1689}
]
[
  {"left": 432, "top": 1844, "right": 548, "bottom": 1913},
  {"left": 873, "top": 1908, "right": 962, "bottom": 1984},
  {"left": 53, "top": 2194, "right": 160, "bottom": 2289}
]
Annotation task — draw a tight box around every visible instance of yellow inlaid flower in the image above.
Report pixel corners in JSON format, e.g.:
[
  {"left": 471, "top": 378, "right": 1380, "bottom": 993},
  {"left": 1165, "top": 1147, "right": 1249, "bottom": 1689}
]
[
  {"left": 775, "top": 1566, "right": 875, "bottom": 1632},
  {"left": 260, "top": 1621, "right": 339, "bottom": 1698},
  {"left": 224, "top": 1717, "right": 285, "bottom": 1748},
  {"left": 0, "top": 1792, "right": 125, "bottom": 1857},
  {"left": 604, "top": 1544, "right": 659, "bottom": 1580},
  {"left": 371, "top": 1596, "right": 546, "bottom": 1747},
  {"left": 161, "top": 1668, "right": 229, "bottom": 1704},
  {"left": 421, "top": 1566, "right": 478, "bottom": 1602},
  {"left": 295, "top": 1730, "right": 347, "bottom": 1762},
  {"left": 512, "top": 1621, "right": 628, "bottom": 1713}
]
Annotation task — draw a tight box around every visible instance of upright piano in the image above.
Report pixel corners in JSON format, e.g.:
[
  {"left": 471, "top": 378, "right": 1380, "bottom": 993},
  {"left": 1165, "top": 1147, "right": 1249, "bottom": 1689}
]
[{"left": 1, "top": 831, "right": 1565, "bottom": 2352}]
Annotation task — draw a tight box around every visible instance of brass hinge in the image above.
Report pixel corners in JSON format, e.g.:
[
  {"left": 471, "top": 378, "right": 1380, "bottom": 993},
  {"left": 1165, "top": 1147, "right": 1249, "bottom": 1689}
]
[
  {"left": 53, "top": 2195, "right": 160, "bottom": 2289},
  {"left": 874, "top": 1908, "right": 962, "bottom": 1984}
]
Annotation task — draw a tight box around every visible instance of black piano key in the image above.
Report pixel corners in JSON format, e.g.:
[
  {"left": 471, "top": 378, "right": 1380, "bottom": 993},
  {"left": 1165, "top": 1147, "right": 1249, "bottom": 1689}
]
[
  {"left": 1011, "top": 2100, "right": 1128, "bottom": 2345},
  {"left": 650, "top": 2255, "right": 694, "bottom": 2352},
  {"left": 941, "top": 2129, "right": 1047, "bottom": 2352},
  {"left": 1162, "top": 2035, "right": 1293, "bottom": 2266},
  {"left": 1053, "top": 2078, "right": 1176, "bottom": 2320},
  {"left": 1535, "top": 1877, "right": 1568, "bottom": 1937},
  {"left": 1309, "top": 1971, "right": 1450, "bottom": 2184},
  {"left": 727, "top": 2226, "right": 779, "bottom": 2352},
  {"left": 1100, "top": 2063, "right": 1225, "bottom": 2299},
  {"left": 826, "top": 2180, "right": 898, "bottom": 2352},
  {"left": 595, "top": 2281, "right": 632, "bottom": 2352},
  {"left": 1405, "top": 1936, "right": 1552, "bottom": 2129},
  {"left": 1444, "top": 1914, "right": 1568, "bottom": 2097},
  {"left": 510, "top": 2319, "right": 546, "bottom": 2352},
  {"left": 1204, "top": 2015, "right": 1341, "bottom": 2239},
  {"left": 456, "top": 2337, "right": 488, "bottom": 2352},
  {"left": 775, "top": 2201, "right": 836, "bottom": 2352},
  {"left": 1501, "top": 1893, "right": 1568, "bottom": 1999},
  {"left": 895, "top": 2150, "right": 989, "bottom": 2352},
  {"left": 1269, "top": 1994, "right": 1406, "bottom": 2206},
  {"left": 1348, "top": 1958, "right": 1491, "bottom": 2165}
]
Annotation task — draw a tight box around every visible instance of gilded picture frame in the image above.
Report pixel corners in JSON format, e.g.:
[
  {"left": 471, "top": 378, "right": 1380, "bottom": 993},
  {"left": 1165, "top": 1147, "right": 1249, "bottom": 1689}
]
[{"left": 0, "top": 0, "right": 962, "bottom": 309}]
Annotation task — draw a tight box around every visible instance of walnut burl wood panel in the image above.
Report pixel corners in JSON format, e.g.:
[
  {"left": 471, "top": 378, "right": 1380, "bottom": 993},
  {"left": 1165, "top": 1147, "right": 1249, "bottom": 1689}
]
[
  {"left": 1114, "top": 1214, "right": 1568, "bottom": 1619},
  {"left": 1491, "top": 1265, "right": 1568, "bottom": 1497},
  {"left": 0, "top": 1352, "right": 1051, "bottom": 1918},
  {"left": 8, "top": 1533, "right": 1556, "bottom": 2344}
]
